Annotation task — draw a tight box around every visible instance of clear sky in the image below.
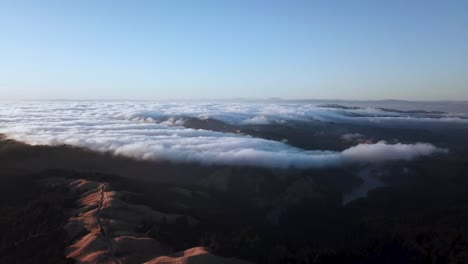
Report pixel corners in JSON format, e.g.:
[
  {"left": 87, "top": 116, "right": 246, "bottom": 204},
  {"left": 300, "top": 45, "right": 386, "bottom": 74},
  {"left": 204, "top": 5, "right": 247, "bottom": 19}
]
[{"left": 0, "top": 0, "right": 467, "bottom": 101}]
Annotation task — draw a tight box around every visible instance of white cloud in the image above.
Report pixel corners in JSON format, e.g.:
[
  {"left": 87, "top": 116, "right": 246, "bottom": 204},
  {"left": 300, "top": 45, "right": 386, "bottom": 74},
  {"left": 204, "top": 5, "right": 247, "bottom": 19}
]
[
  {"left": 0, "top": 101, "right": 452, "bottom": 168},
  {"left": 341, "top": 141, "right": 448, "bottom": 163}
]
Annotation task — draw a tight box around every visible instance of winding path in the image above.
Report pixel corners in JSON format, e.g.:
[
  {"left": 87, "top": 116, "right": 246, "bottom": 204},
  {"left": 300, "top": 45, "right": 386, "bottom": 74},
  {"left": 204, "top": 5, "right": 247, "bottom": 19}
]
[{"left": 95, "top": 184, "right": 121, "bottom": 264}]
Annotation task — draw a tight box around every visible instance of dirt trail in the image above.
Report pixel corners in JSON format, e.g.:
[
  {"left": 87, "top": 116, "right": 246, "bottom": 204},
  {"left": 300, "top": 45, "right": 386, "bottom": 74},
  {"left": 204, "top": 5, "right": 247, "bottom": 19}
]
[{"left": 96, "top": 184, "right": 120, "bottom": 264}]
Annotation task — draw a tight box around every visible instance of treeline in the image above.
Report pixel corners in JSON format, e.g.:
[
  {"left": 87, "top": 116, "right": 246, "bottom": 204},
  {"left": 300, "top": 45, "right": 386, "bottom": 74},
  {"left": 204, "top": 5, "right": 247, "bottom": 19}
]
[{"left": 0, "top": 174, "right": 75, "bottom": 264}]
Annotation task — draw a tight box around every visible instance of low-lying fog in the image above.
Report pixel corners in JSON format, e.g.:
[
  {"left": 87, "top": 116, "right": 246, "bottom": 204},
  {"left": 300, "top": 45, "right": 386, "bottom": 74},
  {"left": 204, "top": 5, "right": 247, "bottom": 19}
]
[{"left": 0, "top": 100, "right": 465, "bottom": 168}]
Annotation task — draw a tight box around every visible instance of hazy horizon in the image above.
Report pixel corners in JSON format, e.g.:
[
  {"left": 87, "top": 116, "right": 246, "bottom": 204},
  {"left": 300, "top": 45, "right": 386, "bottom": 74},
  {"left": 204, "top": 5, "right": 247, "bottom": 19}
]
[
  {"left": 3, "top": 98, "right": 468, "bottom": 115},
  {"left": 3, "top": 97, "right": 468, "bottom": 102}
]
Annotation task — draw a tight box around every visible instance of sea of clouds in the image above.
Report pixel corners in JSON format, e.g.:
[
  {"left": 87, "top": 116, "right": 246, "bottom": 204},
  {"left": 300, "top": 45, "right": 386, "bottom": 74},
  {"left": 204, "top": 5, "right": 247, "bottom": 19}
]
[{"left": 0, "top": 101, "right": 460, "bottom": 168}]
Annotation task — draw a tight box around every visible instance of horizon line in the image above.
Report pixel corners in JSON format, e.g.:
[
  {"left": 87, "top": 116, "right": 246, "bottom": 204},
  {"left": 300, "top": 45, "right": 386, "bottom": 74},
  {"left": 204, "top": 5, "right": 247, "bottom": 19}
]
[{"left": 4, "top": 98, "right": 468, "bottom": 103}]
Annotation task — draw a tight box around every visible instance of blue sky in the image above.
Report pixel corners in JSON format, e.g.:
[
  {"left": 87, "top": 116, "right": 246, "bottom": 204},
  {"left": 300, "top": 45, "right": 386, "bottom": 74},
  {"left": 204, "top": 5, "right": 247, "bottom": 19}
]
[{"left": 0, "top": 0, "right": 467, "bottom": 100}]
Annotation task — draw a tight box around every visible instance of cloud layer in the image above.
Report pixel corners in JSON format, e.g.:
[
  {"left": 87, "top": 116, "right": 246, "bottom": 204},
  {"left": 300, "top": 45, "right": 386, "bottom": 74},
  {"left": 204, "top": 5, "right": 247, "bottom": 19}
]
[{"left": 0, "top": 101, "right": 451, "bottom": 168}]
